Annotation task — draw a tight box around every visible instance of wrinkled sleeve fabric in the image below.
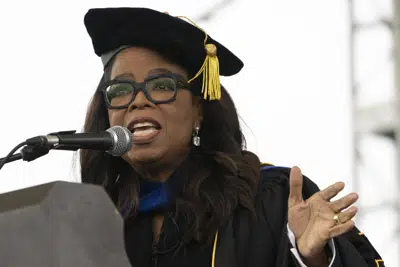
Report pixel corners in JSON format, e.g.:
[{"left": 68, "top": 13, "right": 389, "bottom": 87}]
[{"left": 247, "top": 165, "right": 385, "bottom": 267}]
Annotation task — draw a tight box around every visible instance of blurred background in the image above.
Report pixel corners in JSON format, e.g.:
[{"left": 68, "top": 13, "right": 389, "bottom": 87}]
[{"left": 0, "top": 0, "right": 396, "bottom": 265}]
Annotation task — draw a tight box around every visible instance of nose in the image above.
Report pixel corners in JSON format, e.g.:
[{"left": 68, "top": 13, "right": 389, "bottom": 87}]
[{"left": 127, "top": 90, "right": 154, "bottom": 112}]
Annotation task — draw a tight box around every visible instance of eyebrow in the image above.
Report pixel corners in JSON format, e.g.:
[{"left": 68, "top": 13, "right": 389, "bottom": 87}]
[
  {"left": 147, "top": 68, "right": 173, "bottom": 76},
  {"left": 113, "top": 73, "right": 135, "bottom": 80},
  {"left": 112, "top": 68, "right": 171, "bottom": 80},
  {"left": 112, "top": 68, "right": 186, "bottom": 82},
  {"left": 148, "top": 68, "right": 187, "bottom": 82}
]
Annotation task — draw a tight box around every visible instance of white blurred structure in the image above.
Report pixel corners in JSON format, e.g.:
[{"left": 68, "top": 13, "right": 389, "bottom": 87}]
[
  {"left": 0, "top": 0, "right": 396, "bottom": 265},
  {"left": 349, "top": 0, "right": 398, "bottom": 263}
]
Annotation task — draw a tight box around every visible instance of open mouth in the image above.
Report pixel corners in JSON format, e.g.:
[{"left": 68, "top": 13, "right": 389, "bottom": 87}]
[{"left": 128, "top": 118, "right": 161, "bottom": 143}]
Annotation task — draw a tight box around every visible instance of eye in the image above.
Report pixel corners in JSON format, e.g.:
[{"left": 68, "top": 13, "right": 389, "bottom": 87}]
[
  {"left": 106, "top": 83, "right": 133, "bottom": 100},
  {"left": 149, "top": 78, "right": 175, "bottom": 91}
]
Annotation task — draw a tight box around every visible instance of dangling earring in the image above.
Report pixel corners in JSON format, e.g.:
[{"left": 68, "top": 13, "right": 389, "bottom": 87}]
[{"left": 193, "top": 126, "right": 200, "bottom": 147}]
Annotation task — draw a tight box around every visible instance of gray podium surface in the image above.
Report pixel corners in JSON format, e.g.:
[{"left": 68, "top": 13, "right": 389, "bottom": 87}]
[{"left": 0, "top": 181, "right": 132, "bottom": 267}]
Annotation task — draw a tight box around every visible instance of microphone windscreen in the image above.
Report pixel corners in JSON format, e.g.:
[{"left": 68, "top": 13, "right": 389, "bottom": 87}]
[{"left": 106, "top": 126, "right": 132, "bottom": 156}]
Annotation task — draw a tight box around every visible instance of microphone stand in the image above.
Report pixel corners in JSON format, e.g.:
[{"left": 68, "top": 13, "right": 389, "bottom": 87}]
[
  {"left": 0, "top": 145, "right": 50, "bottom": 170},
  {"left": 0, "top": 130, "right": 74, "bottom": 170},
  {"left": 0, "top": 126, "right": 130, "bottom": 170}
]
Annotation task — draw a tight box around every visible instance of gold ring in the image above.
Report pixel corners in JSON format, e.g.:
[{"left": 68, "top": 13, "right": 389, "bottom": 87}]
[{"left": 333, "top": 214, "right": 341, "bottom": 225}]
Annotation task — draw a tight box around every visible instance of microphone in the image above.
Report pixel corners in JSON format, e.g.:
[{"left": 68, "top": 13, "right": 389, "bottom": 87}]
[{"left": 25, "top": 126, "right": 132, "bottom": 157}]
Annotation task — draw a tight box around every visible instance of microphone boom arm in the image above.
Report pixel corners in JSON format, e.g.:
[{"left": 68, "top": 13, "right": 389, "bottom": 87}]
[{"left": 0, "top": 126, "right": 132, "bottom": 170}]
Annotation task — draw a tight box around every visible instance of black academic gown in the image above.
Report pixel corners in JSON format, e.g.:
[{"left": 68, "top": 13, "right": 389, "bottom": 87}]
[{"left": 124, "top": 165, "right": 385, "bottom": 267}]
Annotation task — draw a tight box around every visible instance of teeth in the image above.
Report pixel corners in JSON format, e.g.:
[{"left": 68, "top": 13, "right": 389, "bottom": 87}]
[
  {"left": 133, "top": 128, "right": 157, "bottom": 137},
  {"left": 133, "top": 122, "right": 156, "bottom": 129}
]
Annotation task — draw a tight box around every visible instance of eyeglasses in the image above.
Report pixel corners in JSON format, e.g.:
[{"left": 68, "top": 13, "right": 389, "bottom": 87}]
[{"left": 100, "top": 73, "right": 190, "bottom": 109}]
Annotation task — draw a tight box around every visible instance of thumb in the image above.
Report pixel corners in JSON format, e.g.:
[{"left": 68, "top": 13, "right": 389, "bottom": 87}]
[{"left": 288, "top": 166, "right": 304, "bottom": 207}]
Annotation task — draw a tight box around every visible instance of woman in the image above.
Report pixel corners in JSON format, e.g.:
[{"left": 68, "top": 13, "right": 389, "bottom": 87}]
[{"left": 81, "top": 7, "right": 384, "bottom": 267}]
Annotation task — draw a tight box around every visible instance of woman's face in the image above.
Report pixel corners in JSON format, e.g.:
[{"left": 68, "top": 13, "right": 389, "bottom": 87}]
[{"left": 108, "top": 47, "right": 202, "bottom": 171}]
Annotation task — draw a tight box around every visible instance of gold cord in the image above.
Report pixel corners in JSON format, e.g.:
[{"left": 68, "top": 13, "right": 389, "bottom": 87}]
[{"left": 211, "top": 230, "right": 219, "bottom": 267}]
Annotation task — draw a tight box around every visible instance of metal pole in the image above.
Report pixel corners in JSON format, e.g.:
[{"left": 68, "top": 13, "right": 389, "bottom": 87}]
[
  {"left": 393, "top": 0, "right": 400, "bottom": 253},
  {"left": 348, "top": 0, "right": 360, "bottom": 221},
  {"left": 393, "top": 1, "right": 400, "bottom": 140}
]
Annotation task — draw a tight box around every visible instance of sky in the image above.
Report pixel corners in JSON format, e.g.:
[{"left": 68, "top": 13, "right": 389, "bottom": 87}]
[{"left": 0, "top": 0, "right": 397, "bottom": 265}]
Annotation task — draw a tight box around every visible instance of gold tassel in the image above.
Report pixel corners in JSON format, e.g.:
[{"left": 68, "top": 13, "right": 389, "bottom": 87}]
[
  {"left": 201, "top": 44, "right": 220, "bottom": 100},
  {"left": 172, "top": 14, "right": 221, "bottom": 101}
]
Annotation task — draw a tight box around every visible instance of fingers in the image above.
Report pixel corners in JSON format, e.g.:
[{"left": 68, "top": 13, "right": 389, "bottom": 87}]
[
  {"left": 288, "top": 166, "right": 304, "bottom": 207},
  {"left": 319, "top": 182, "right": 345, "bottom": 201},
  {"left": 330, "top": 193, "right": 359, "bottom": 212},
  {"left": 338, "top": 206, "right": 358, "bottom": 223},
  {"left": 329, "top": 219, "right": 355, "bottom": 238},
  {"left": 329, "top": 206, "right": 357, "bottom": 238}
]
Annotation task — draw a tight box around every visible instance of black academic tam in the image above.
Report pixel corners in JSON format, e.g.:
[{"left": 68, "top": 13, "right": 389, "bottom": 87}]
[{"left": 124, "top": 165, "right": 385, "bottom": 267}]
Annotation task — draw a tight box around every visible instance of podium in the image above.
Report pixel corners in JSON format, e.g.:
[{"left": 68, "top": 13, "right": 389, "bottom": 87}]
[{"left": 0, "top": 181, "right": 132, "bottom": 267}]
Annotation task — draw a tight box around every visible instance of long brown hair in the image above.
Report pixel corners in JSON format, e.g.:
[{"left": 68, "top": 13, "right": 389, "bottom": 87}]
[{"left": 80, "top": 59, "right": 261, "bottom": 245}]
